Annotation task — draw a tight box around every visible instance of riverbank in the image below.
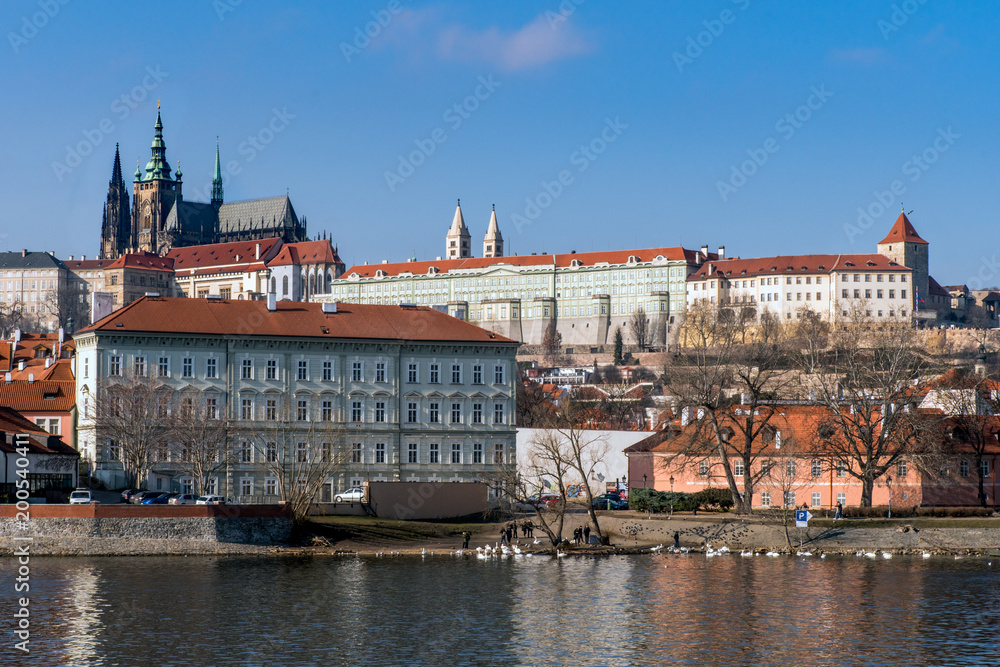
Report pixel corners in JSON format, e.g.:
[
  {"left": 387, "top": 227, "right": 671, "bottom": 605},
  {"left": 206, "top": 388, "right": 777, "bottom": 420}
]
[{"left": 4, "top": 510, "right": 1000, "bottom": 556}]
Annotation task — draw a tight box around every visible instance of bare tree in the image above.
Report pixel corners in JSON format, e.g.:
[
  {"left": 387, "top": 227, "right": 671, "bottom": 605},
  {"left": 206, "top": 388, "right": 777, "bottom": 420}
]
[
  {"left": 629, "top": 308, "right": 651, "bottom": 350},
  {"left": 811, "top": 306, "right": 931, "bottom": 507},
  {"left": 791, "top": 306, "right": 830, "bottom": 374},
  {"left": 542, "top": 320, "right": 562, "bottom": 364},
  {"left": 43, "top": 288, "right": 91, "bottom": 333},
  {"left": 93, "top": 372, "right": 175, "bottom": 489},
  {"left": 0, "top": 299, "right": 25, "bottom": 338},
  {"left": 248, "top": 410, "right": 349, "bottom": 525},
  {"left": 549, "top": 408, "right": 613, "bottom": 543},
  {"left": 759, "top": 431, "right": 812, "bottom": 551},
  {"left": 665, "top": 302, "right": 793, "bottom": 514},
  {"left": 170, "top": 395, "right": 235, "bottom": 496}
]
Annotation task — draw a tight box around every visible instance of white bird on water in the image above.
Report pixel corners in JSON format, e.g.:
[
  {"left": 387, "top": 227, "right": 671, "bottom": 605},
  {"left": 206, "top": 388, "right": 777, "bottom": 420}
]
[
  {"left": 533, "top": 539, "right": 541, "bottom": 545},
  {"left": 882, "top": 552, "right": 892, "bottom": 559},
  {"left": 922, "top": 552, "right": 931, "bottom": 559},
  {"left": 766, "top": 551, "right": 781, "bottom": 557},
  {"left": 650, "top": 544, "right": 664, "bottom": 552},
  {"left": 864, "top": 552, "right": 877, "bottom": 559}
]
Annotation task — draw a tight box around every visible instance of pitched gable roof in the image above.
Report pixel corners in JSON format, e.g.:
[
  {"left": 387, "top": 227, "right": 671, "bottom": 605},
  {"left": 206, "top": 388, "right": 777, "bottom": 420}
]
[
  {"left": 689, "top": 254, "right": 908, "bottom": 280},
  {"left": 268, "top": 240, "right": 342, "bottom": 267},
  {"left": 78, "top": 296, "right": 516, "bottom": 344},
  {"left": 217, "top": 196, "right": 298, "bottom": 235},
  {"left": 166, "top": 238, "right": 283, "bottom": 272},
  {"left": 878, "top": 212, "right": 928, "bottom": 245}
]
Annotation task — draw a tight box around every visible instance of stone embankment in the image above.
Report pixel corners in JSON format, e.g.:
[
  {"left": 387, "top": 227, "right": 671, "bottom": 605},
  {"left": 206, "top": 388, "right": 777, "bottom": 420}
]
[
  {"left": 1, "top": 504, "right": 292, "bottom": 555},
  {"left": 601, "top": 515, "right": 1000, "bottom": 555}
]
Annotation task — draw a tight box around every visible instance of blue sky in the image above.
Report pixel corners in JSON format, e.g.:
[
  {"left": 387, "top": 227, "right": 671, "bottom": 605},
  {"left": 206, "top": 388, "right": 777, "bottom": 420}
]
[{"left": 1, "top": 1, "right": 997, "bottom": 286}]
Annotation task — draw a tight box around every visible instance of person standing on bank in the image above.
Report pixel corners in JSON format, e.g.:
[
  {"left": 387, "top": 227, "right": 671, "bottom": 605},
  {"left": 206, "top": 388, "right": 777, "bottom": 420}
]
[
  {"left": 583, "top": 525, "right": 591, "bottom": 544},
  {"left": 673, "top": 531, "right": 680, "bottom": 550},
  {"left": 462, "top": 531, "right": 471, "bottom": 549},
  {"left": 834, "top": 501, "right": 843, "bottom": 520}
]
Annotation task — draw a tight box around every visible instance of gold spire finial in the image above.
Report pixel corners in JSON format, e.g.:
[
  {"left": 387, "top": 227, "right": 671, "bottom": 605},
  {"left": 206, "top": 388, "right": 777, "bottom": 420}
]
[{"left": 157, "top": 99, "right": 161, "bottom": 109}]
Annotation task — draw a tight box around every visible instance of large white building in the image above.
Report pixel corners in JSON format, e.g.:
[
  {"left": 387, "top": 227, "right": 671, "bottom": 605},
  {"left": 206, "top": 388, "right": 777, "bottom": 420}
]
[
  {"left": 329, "top": 200, "right": 717, "bottom": 347},
  {"left": 74, "top": 296, "right": 518, "bottom": 498}
]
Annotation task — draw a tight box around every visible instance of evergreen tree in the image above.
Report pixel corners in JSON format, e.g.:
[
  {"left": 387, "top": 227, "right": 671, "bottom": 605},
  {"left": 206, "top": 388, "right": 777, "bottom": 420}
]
[{"left": 613, "top": 326, "right": 624, "bottom": 365}]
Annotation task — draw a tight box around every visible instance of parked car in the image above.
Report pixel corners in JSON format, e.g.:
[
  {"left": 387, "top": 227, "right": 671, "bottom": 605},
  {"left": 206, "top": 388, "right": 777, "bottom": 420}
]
[
  {"left": 140, "top": 492, "right": 171, "bottom": 504},
  {"left": 121, "top": 488, "right": 145, "bottom": 503},
  {"left": 334, "top": 487, "right": 364, "bottom": 503},
  {"left": 130, "top": 490, "right": 161, "bottom": 504},
  {"left": 592, "top": 496, "right": 628, "bottom": 510},
  {"left": 196, "top": 495, "right": 227, "bottom": 505},
  {"left": 168, "top": 493, "right": 199, "bottom": 505},
  {"left": 525, "top": 494, "right": 562, "bottom": 508},
  {"left": 69, "top": 489, "right": 92, "bottom": 505}
]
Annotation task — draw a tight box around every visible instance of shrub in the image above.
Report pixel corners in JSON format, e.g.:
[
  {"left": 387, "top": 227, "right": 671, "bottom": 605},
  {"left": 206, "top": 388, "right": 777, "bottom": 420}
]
[
  {"left": 629, "top": 488, "right": 696, "bottom": 513},
  {"left": 692, "top": 487, "right": 734, "bottom": 512}
]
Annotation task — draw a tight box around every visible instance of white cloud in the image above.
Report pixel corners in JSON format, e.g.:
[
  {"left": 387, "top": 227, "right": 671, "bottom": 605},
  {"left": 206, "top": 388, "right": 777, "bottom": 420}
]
[{"left": 379, "top": 10, "right": 596, "bottom": 72}]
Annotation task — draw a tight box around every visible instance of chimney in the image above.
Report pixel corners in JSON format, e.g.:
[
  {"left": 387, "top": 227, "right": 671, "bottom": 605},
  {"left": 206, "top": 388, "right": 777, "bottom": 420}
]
[
  {"left": 27, "top": 373, "right": 34, "bottom": 384},
  {"left": 707, "top": 263, "right": 713, "bottom": 275},
  {"left": 4, "top": 373, "right": 10, "bottom": 383},
  {"left": 82, "top": 255, "right": 86, "bottom": 261},
  {"left": 58, "top": 327, "right": 65, "bottom": 345},
  {"left": 255, "top": 243, "right": 261, "bottom": 260},
  {"left": 718, "top": 245, "right": 726, "bottom": 260},
  {"left": 267, "top": 292, "right": 277, "bottom": 311},
  {"left": 18, "top": 360, "right": 25, "bottom": 371},
  {"left": 14, "top": 329, "right": 21, "bottom": 345},
  {"left": 45, "top": 358, "right": 51, "bottom": 369},
  {"left": 69, "top": 255, "right": 74, "bottom": 261},
  {"left": 322, "top": 302, "right": 337, "bottom": 314},
  {"left": 701, "top": 245, "right": 708, "bottom": 258},
  {"left": 22, "top": 249, "right": 27, "bottom": 257}
]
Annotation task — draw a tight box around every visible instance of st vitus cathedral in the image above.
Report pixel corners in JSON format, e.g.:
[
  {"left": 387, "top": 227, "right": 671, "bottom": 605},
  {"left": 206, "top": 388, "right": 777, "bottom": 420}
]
[{"left": 100, "top": 106, "right": 308, "bottom": 259}]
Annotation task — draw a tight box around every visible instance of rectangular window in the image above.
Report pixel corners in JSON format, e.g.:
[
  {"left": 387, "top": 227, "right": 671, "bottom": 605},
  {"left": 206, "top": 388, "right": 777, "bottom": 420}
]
[
  {"left": 734, "top": 459, "right": 745, "bottom": 477},
  {"left": 296, "top": 442, "right": 308, "bottom": 463},
  {"left": 811, "top": 460, "right": 822, "bottom": 478},
  {"left": 84, "top": 358, "right": 89, "bottom": 378},
  {"left": 265, "top": 477, "right": 277, "bottom": 496},
  {"left": 297, "top": 360, "right": 308, "bottom": 381},
  {"left": 242, "top": 358, "right": 253, "bottom": 380},
  {"left": 472, "top": 403, "right": 483, "bottom": 424},
  {"left": 451, "top": 402, "right": 462, "bottom": 424},
  {"left": 241, "top": 478, "right": 253, "bottom": 496},
  {"left": 241, "top": 398, "right": 253, "bottom": 420},
  {"left": 109, "top": 355, "right": 121, "bottom": 377},
  {"left": 981, "top": 459, "right": 991, "bottom": 477},
  {"left": 321, "top": 442, "right": 331, "bottom": 463},
  {"left": 473, "top": 443, "right": 483, "bottom": 464},
  {"left": 493, "top": 402, "right": 505, "bottom": 425},
  {"left": 889, "top": 290, "right": 895, "bottom": 299},
  {"left": 375, "top": 443, "right": 386, "bottom": 464},
  {"left": 494, "top": 443, "right": 504, "bottom": 464},
  {"left": 403, "top": 442, "right": 417, "bottom": 464},
  {"left": 297, "top": 399, "right": 309, "bottom": 421},
  {"left": 241, "top": 441, "right": 253, "bottom": 463},
  {"left": 901, "top": 290, "right": 907, "bottom": 299},
  {"left": 877, "top": 290, "right": 884, "bottom": 299},
  {"left": 494, "top": 364, "right": 505, "bottom": 385},
  {"left": 836, "top": 491, "right": 847, "bottom": 506},
  {"left": 407, "top": 363, "right": 418, "bottom": 383},
  {"left": 811, "top": 492, "right": 821, "bottom": 507},
  {"left": 206, "top": 397, "right": 218, "bottom": 420},
  {"left": 865, "top": 289, "right": 872, "bottom": 299},
  {"left": 266, "top": 359, "right": 277, "bottom": 380},
  {"left": 430, "top": 364, "right": 440, "bottom": 383},
  {"left": 266, "top": 442, "right": 277, "bottom": 463},
  {"left": 352, "top": 361, "right": 363, "bottom": 382},
  {"left": 473, "top": 364, "right": 483, "bottom": 385},
  {"left": 322, "top": 399, "right": 333, "bottom": 421},
  {"left": 375, "top": 401, "right": 386, "bottom": 423},
  {"left": 407, "top": 402, "right": 418, "bottom": 423},
  {"left": 699, "top": 460, "right": 709, "bottom": 477},
  {"left": 853, "top": 289, "right": 861, "bottom": 299},
  {"left": 896, "top": 461, "right": 907, "bottom": 478},
  {"left": 429, "top": 403, "right": 440, "bottom": 423},
  {"left": 158, "top": 356, "right": 169, "bottom": 378},
  {"left": 785, "top": 460, "right": 796, "bottom": 477},
  {"left": 376, "top": 361, "right": 386, "bottom": 383},
  {"left": 206, "top": 358, "right": 218, "bottom": 379},
  {"left": 451, "top": 443, "right": 462, "bottom": 464},
  {"left": 760, "top": 492, "right": 771, "bottom": 507},
  {"left": 837, "top": 461, "right": 847, "bottom": 477},
  {"left": 429, "top": 443, "right": 440, "bottom": 464},
  {"left": 784, "top": 492, "right": 795, "bottom": 507},
  {"left": 352, "top": 400, "right": 363, "bottom": 422},
  {"left": 352, "top": 442, "right": 362, "bottom": 464},
  {"left": 451, "top": 364, "right": 462, "bottom": 384},
  {"left": 265, "top": 398, "right": 277, "bottom": 421},
  {"left": 323, "top": 360, "right": 333, "bottom": 381}
]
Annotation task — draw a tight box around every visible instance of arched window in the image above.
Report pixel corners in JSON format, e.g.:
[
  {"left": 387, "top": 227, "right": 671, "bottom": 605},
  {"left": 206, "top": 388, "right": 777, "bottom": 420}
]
[
  {"left": 282, "top": 275, "right": 289, "bottom": 297},
  {"left": 270, "top": 277, "right": 276, "bottom": 294}
]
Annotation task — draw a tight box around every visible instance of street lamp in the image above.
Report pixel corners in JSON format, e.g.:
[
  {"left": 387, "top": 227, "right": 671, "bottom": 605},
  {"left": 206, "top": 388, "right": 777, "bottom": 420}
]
[
  {"left": 669, "top": 476, "right": 675, "bottom": 517},
  {"left": 886, "top": 475, "right": 892, "bottom": 519}
]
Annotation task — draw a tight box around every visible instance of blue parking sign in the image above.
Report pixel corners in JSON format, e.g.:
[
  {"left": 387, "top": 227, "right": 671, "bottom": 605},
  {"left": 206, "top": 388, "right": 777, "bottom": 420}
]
[{"left": 795, "top": 510, "right": 812, "bottom": 527}]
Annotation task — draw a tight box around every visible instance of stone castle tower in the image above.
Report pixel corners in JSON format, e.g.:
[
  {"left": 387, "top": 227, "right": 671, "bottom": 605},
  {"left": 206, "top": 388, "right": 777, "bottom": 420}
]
[
  {"left": 877, "top": 210, "right": 929, "bottom": 305},
  {"left": 446, "top": 200, "right": 471, "bottom": 260},
  {"left": 99, "top": 143, "right": 133, "bottom": 260},
  {"left": 131, "top": 105, "right": 181, "bottom": 255},
  {"left": 483, "top": 204, "right": 504, "bottom": 258}
]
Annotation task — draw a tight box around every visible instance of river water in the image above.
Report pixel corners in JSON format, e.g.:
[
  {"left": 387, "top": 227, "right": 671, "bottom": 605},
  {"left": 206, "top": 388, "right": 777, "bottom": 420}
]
[{"left": 3, "top": 553, "right": 999, "bottom": 666}]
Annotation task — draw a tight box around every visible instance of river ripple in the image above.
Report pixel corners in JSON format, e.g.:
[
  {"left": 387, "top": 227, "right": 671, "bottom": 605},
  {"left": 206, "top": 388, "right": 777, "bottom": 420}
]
[{"left": 2, "top": 554, "right": 999, "bottom": 666}]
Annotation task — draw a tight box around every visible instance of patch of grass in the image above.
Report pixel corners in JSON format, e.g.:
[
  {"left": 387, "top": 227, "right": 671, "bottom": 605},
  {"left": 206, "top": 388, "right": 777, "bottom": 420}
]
[{"left": 307, "top": 515, "right": 495, "bottom": 545}]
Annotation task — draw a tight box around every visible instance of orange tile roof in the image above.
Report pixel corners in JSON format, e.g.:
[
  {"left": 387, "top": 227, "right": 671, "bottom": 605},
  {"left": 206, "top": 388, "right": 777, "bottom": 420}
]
[
  {"left": 0, "top": 340, "right": 12, "bottom": 373},
  {"left": 0, "top": 379, "right": 76, "bottom": 412},
  {"left": 878, "top": 212, "right": 928, "bottom": 245},
  {"left": 166, "top": 238, "right": 283, "bottom": 272},
  {"left": 78, "top": 296, "right": 517, "bottom": 344},
  {"left": 928, "top": 276, "right": 950, "bottom": 297},
  {"left": 342, "top": 246, "right": 711, "bottom": 279},
  {"left": 106, "top": 251, "right": 174, "bottom": 272},
  {"left": 0, "top": 406, "right": 77, "bottom": 456},
  {"left": 268, "top": 240, "right": 343, "bottom": 267},
  {"left": 689, "top": 254, "right": 908, "bottom": 280}
]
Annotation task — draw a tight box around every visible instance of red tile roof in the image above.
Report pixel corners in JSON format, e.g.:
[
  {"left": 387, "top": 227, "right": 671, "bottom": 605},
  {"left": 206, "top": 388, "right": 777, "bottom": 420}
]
[
  {"left": 0, "top": 379, "right": 76, "bottom": 412},
  {"left": 689, "top": 254, "right": 909, "bottom": 280},
  {"left": 342, "top": 247, "right": 712, "bottom": 279},
  {"left": 928, "top": 276, "right": 950, "bottom": 297},
  {"left": 106, "top": 251, "right": 174, "bottom": 272},
  {"left": 78, "top": 296, "right": 517, "bottom": 344},
  {"left": 878, "top": 212, "right": 928, "bottom": 245},
  {"left": 166, "top": 238, "right": 283, "bottom": 272},
  {"left": 0, "top": 406, "right": 78, "bottom": 456},
  {"left": 268, "top": 240, "right": 343, "bottom": 267}
]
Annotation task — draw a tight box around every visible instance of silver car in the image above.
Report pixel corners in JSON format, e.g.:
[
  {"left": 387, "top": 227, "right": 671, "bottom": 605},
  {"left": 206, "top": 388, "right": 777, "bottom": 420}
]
[{"left": 334, "top": 487, "right": 364, "bottom": 503}]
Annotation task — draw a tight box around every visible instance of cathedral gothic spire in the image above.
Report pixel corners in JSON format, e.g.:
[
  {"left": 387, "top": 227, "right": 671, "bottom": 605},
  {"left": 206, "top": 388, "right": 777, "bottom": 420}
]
[
  {"left": 211, "top": 139, "right": 224, "bottom": 206},
  {"left": 99, "top": 143, "right": 132, "bottom": 259},
  {"left": 446, "top": 198, "right": 471, "bottom": 259}
]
